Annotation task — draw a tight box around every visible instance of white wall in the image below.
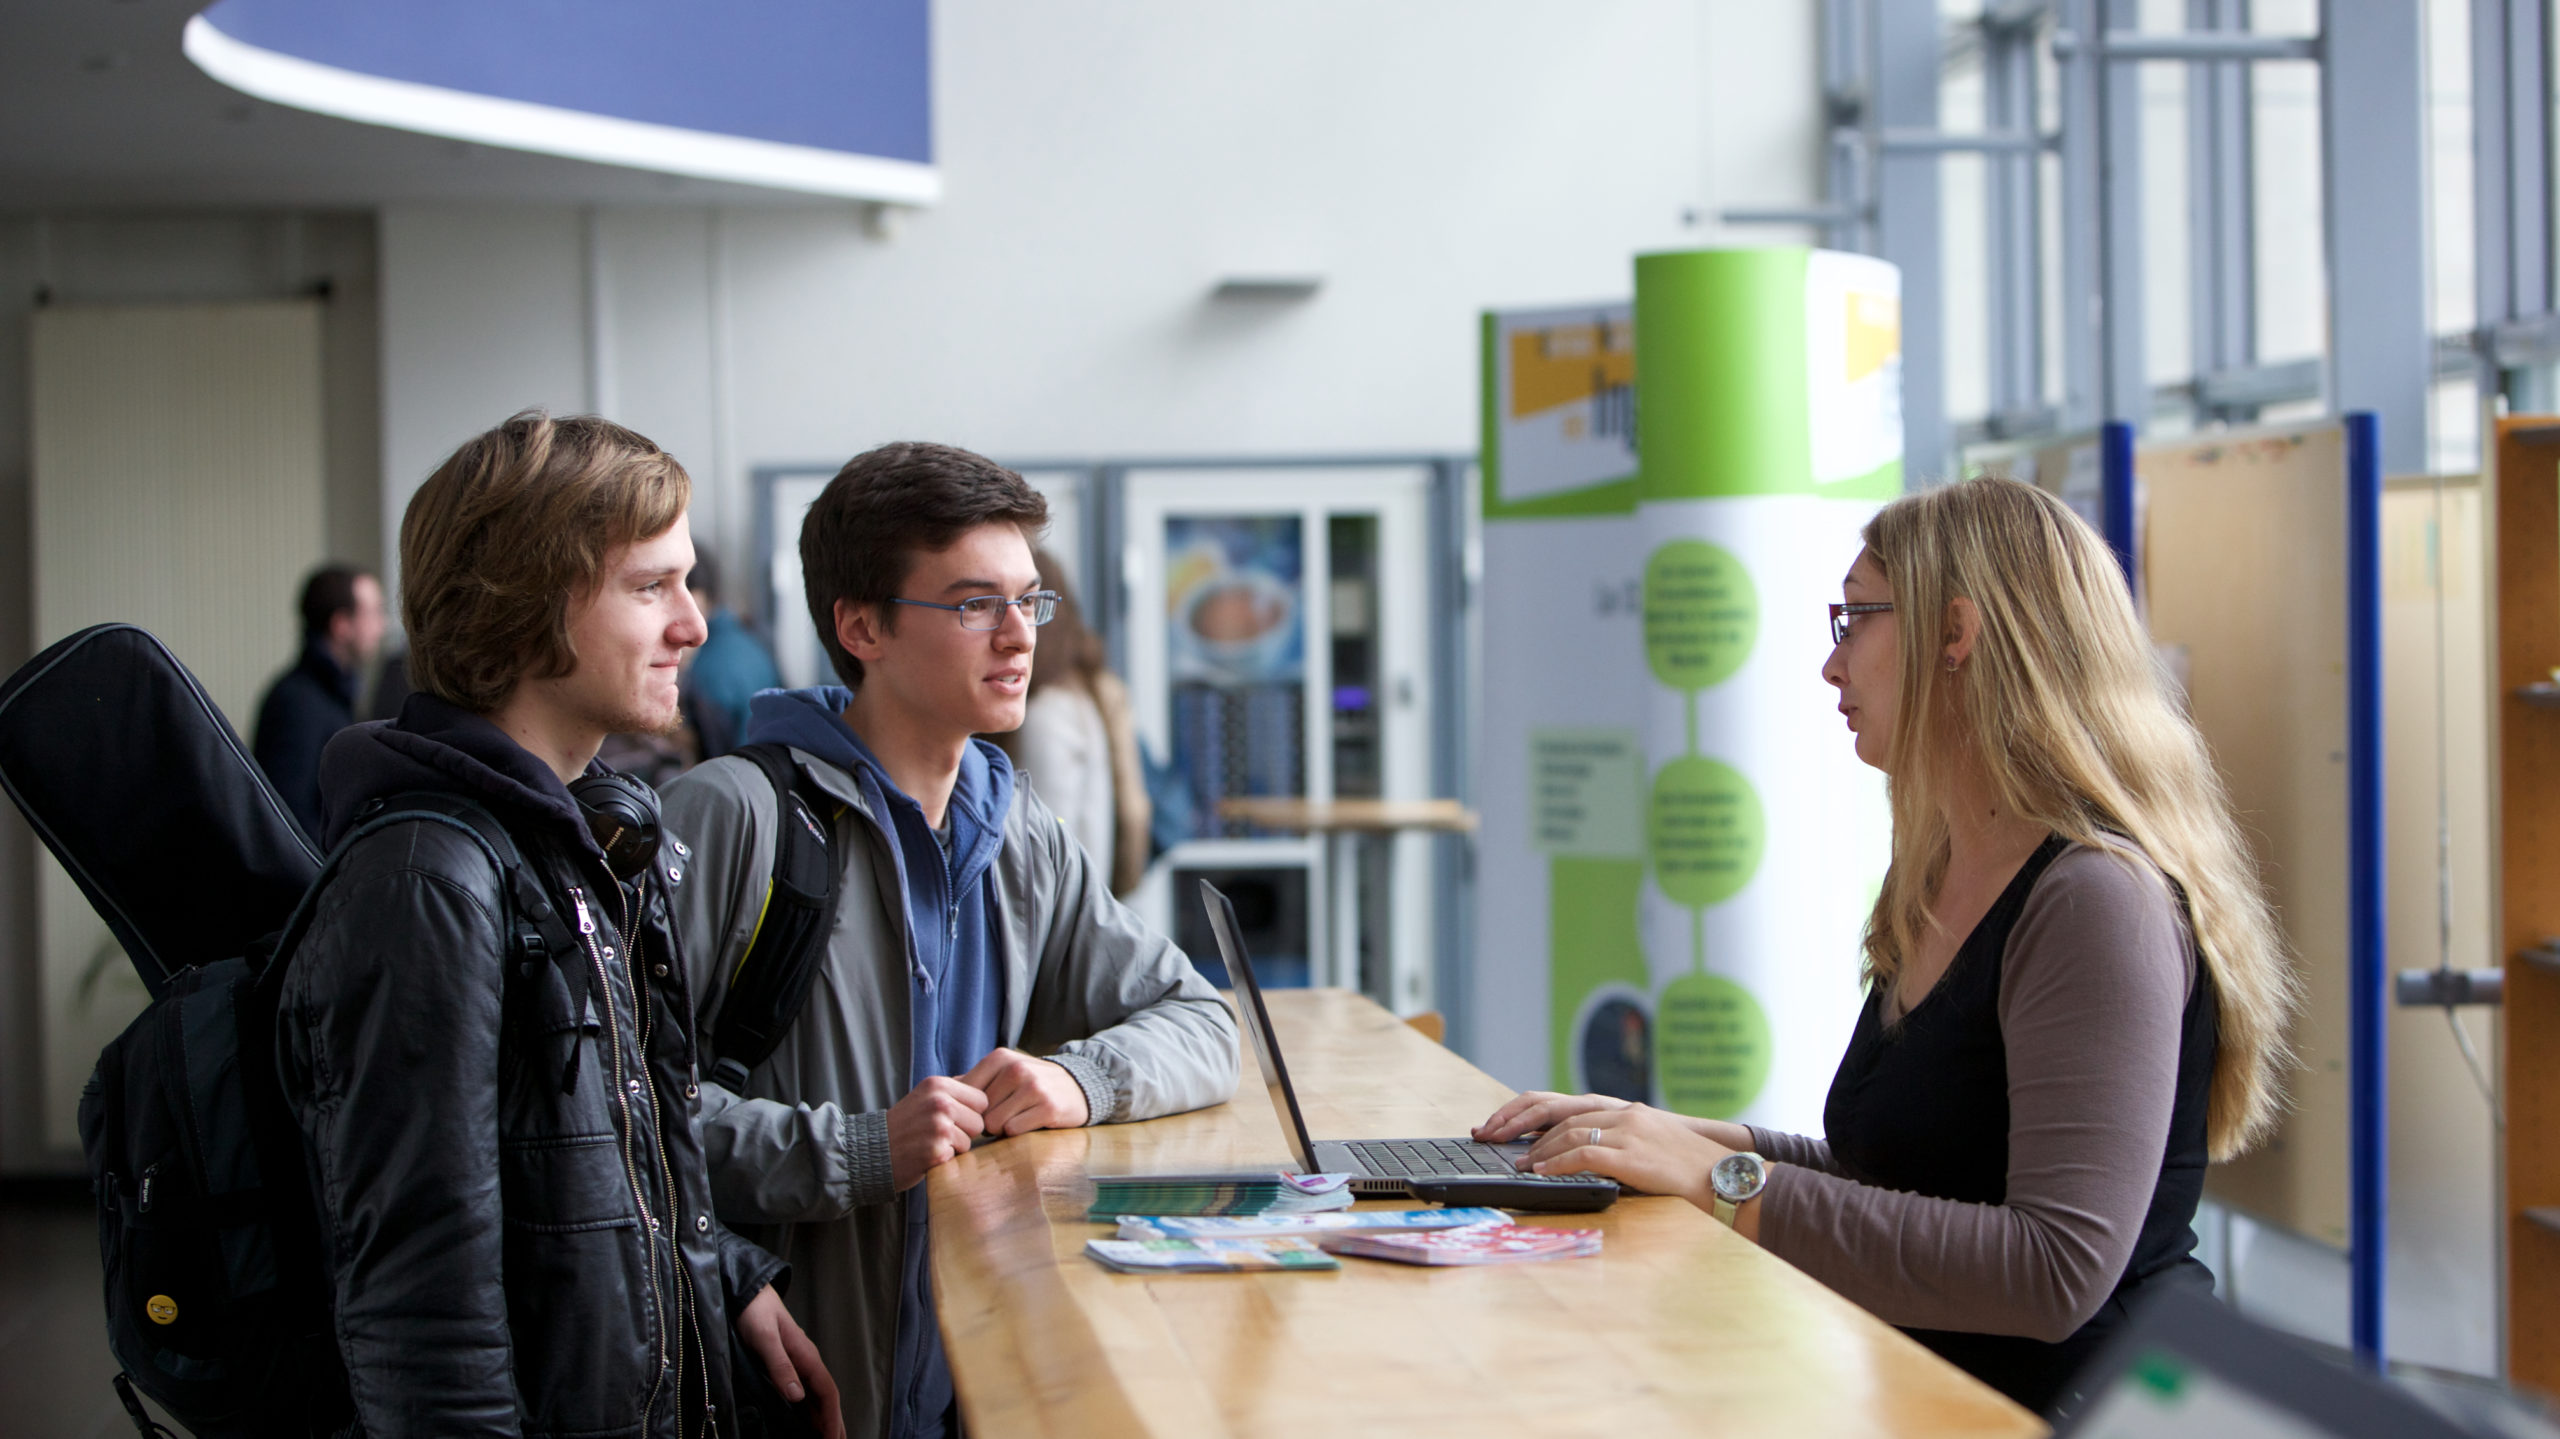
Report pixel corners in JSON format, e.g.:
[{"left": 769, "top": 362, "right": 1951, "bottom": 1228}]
[
  {"left": 0, "top": 212, "right": 379, "bottom": 1171},
  {"left": 380, "top": 1, "right": 1824, "bottom": 597},
  {"left": 0, "top": 3, "right": 1819, "bottom": 1177}
]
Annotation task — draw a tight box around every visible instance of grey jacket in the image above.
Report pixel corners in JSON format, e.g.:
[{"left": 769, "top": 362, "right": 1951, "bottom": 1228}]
[{"left": 660, "top": 746, "right": 1238, "bottom": 1439}]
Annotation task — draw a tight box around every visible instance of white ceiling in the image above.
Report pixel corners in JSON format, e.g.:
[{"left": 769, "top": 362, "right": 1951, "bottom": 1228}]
[{"left": 0, "top": 0, "right": 853, "bottom": 210}]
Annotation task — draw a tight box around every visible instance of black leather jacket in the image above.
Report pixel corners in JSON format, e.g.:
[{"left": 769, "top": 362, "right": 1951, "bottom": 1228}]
[{"left": 278, "top": 694, "right": 787, "bottom": 1438}]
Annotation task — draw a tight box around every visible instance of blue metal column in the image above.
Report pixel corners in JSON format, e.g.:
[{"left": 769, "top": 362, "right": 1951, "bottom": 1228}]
[
  {"left": 2099, "top": 420, "right": 2138, "bottom": 597},
  {"left": 2343, "top": 410, "right": 2387, "bottom": 1367}
]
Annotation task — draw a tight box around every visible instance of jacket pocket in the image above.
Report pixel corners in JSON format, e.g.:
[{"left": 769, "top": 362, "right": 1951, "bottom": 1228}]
[
  {"left": 500, "top": 960, "right": 609, "bottom": 1140},
  {"left": 500, "top": 1134, "right": 657, "bottom": 1433},
  {"left": 500, "top": 1132, "right": 633, "bottom": 1232}
]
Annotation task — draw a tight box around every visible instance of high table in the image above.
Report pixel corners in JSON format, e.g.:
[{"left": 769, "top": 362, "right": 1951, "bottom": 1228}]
[
  {"left": 1212, "top": 796, "right": 1478, "bottom": 1012},
  {"left": 929, "top": 988, "right": 2044, "bottom": 1438}
]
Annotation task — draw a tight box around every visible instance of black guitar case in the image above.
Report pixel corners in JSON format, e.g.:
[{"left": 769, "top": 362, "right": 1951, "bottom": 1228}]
[{"left": 0, "top": 622, "right": 320, "bottom": 997}]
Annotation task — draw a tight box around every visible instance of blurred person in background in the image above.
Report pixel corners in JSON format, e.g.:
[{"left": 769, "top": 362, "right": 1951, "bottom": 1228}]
[
  {"left": 988, "top": 549, "right": 1149, "bottom": 897},
  {"left": 686, "top": 548, "right": 781, "bottom": 756},
  {"left": 253, "top": 562, "right": 386, "bottom": 837}
]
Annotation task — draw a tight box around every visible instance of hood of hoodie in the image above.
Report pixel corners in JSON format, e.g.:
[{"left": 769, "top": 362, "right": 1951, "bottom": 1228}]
[
  {"left": 743, "top": 686, "right": 1015, "bottom": 873},
  {"left": 316, "top": 690, "right": 606, "bottom": 861}
]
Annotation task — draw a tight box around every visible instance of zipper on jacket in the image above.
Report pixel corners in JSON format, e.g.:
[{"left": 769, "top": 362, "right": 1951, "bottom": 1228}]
[
  {"left": 574, "top": 884, "right": 671, "bottom": 1433},
  {"left": 618, "top": 880, "right": 715, "bottom": 1439},
  {"left": 941, "top": 831, "right": 959, "bottom": 943}
]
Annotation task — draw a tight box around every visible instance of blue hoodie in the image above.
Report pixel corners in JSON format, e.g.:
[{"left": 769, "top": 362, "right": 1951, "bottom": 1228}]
[{"left": 743, "top": 687, "right": 1012, "bottom": 1439}]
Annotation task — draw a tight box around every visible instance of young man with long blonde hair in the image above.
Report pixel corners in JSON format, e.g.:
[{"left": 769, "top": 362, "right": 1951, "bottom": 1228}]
[{"left": 278, "top": 411, "right": 840, "bottom": 1438}]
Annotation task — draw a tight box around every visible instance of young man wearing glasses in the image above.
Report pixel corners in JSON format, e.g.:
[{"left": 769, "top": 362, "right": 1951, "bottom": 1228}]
[{"left": 660, "top": 442, "right": 1238, "bottom": 1439}]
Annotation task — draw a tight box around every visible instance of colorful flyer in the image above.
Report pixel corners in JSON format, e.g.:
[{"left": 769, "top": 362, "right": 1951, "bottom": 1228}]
[
  {"left": 1114, "top": 1206, "right": 1510, "bottom": 1241},
  {"left": 1083, "top": 1237, "right": 1341, "bottom": 1273},
  {"left": 1318, "top": 1221, "right": 1603, "bottom": 1266}
]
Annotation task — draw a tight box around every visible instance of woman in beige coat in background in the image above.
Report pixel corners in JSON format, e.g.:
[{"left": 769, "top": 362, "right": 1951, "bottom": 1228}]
[{"left": 991, "top": 548, "right": 1152, "bottom": 896}]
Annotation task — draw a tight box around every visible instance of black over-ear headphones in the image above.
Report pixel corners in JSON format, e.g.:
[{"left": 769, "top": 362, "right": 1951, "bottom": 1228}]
[{"left": 570, "top": 771, "right": 662, "bottom": 882}]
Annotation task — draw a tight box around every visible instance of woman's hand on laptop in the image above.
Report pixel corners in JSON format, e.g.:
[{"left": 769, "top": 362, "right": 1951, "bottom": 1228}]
[
  {"left": 1518, "top": 1102, "right": 1735, "bottom": 1211},
  {"left": 1478, "top": 1091, "right": 1758, "bottom": 1156},
  {"left": 1473, "top": 1090, "right": 1632, "bottom": 1145},
  {"left": 961, "top": 1047, "right": 1093, "bottom": 1137}
]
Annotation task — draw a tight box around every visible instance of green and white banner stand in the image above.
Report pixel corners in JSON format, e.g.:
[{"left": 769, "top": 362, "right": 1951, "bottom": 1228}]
[
  {"left": 1475, "top": 251, "right": 1898, "bottom": 1133},
  {"left": 1633, "top": 248, "right": 1897, "bottom": 1130}
]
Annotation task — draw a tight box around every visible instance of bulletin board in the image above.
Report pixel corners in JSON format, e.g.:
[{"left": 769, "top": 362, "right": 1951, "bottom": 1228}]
[{"left": 2140, "top": 424, "right": 2357, "bottom": 1247}]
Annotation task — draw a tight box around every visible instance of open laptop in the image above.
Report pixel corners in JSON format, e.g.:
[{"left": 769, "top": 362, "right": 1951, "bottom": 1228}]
[
  {"left": 2051, "top": 1283, "right": 2485, "bottom": 1438},
  {"left": 1201, "top": 879, "right": 1618, "bottom": 1199}
]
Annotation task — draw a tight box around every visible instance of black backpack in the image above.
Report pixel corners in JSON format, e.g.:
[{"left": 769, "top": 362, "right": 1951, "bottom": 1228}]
[
  {"left": 703, "top": 743, "right": 845, "bottom": 1092},
  {"left": 0, "top": 624, "right": 583, "bottom": 1438}
]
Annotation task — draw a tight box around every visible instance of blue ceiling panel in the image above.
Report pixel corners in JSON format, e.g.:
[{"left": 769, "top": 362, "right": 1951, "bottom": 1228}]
[{"left": 187, "top": 0, "right": 934, "bottom": 200}]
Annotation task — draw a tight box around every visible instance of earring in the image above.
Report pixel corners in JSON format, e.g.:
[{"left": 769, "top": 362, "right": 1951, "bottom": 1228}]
[{"left": 1944, "top": 657, "right": 1961, "bottom": 673}]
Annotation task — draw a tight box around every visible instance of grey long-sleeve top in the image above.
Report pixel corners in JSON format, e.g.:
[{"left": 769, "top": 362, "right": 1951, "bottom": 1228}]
[{"left": 1746, "top": 843, "right": 2199, "bottom": 1343}]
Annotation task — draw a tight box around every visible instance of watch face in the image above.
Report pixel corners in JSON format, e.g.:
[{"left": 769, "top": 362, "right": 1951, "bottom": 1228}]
[{"left": 1712, "top": 1152, "right": 1766, "bottom": 1203}]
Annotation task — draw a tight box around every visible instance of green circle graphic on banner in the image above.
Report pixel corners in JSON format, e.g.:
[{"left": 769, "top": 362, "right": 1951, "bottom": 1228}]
[
  {"left": 1648, "top": 756, "right": 1764, "bottom": 908},
  {"left": 1643, "top": 539, "right": 1757, "bottom": 691},
  {"left": 1658, "top": 971, "right": 1773, "bottom": 1118}
]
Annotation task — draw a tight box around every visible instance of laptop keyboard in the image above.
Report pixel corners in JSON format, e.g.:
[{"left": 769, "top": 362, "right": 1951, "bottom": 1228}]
[{"left": 1347, "top": 1137, "right": 1561, "bottom": 1179}]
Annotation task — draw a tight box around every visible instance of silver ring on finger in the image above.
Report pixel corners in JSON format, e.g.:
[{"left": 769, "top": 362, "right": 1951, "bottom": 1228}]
[{"left": 1587, "top": 1127, "right": 1604, "bottom": 1148}]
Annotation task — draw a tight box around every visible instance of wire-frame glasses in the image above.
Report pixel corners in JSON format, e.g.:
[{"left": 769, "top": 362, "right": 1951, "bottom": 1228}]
[{"left": 889, "top": 591, "right": 1060, "bottom": 630}]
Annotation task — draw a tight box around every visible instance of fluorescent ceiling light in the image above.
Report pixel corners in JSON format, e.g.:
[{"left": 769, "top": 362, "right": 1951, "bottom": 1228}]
[{"left": 183, "top": 14, "right": 940, "bottom": 205}]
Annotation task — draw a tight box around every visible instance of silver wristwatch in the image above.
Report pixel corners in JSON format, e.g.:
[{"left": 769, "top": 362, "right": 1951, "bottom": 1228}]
[{"left": 1709, "top": 1151, "right": 1768, "bottom": 1228}]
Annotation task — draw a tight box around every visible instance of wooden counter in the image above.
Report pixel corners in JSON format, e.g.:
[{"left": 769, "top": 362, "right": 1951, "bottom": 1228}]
[{"left": 928, "top": 988, "right": 2043, "bottom": 1438}]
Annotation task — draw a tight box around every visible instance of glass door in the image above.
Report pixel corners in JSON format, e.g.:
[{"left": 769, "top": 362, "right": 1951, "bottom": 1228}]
[{"left": 1122, "top": 466, "right": 1434, "bottom": 1008}]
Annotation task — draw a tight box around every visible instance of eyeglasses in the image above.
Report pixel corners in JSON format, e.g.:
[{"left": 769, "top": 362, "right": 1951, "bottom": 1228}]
[
  {"left": 890, "top": 591, "right": 1060, "bottom": 630},
  {"left": 1828, "top": 602, "right": 1892, "bottom": 645}
]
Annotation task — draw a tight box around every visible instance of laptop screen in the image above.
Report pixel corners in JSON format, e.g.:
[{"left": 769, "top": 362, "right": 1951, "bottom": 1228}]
[
  {"left": 2052, "top": 1285, "right": 2469, "bottom": 1439},
  {"left": 1199, "top": 879, "right": 1321, "bottom": 1173}
]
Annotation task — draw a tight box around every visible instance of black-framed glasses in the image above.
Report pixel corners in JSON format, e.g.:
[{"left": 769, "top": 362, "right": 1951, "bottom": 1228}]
[
  {"left": 890, "top": 591, "right": 1059, "bottom": 631},
  {"left": 1828, "top": 602, "right": 1892, "bottom": 645}
]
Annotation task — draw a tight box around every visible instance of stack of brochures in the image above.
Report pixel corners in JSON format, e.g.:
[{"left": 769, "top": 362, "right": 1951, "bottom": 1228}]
[
  {"left": 1111, "top": 1206, "right": 1511, "bottom": 1241},
  {"left": 1316, "top": 1222, "right": 1604, "bottom": 1266},
  {"left": 1084, "top": 1170, "right": 1356, "bottom": 1220},
  {"left": 1083, "top": 1236, "right": 1341, "bottom": 1273}
]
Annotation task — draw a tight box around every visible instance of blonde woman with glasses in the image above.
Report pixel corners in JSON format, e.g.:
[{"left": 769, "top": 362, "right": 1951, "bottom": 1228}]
[{"left": 1476, "top": 476, "right": 2296, "bottom": 1418}]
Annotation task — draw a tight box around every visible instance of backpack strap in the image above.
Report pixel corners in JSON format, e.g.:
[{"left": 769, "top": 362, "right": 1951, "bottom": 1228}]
[
  {"left": 268, "top": 791, "right": 594, "bottom": 1093},
  {"left": 708, "top": 743, "right": 845, "bottom": 1092}
]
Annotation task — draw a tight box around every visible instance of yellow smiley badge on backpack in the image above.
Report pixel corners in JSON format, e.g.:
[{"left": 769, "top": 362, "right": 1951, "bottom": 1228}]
[{"left": 146, "top": 1294, "right": 178, "bottom": 1325}]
